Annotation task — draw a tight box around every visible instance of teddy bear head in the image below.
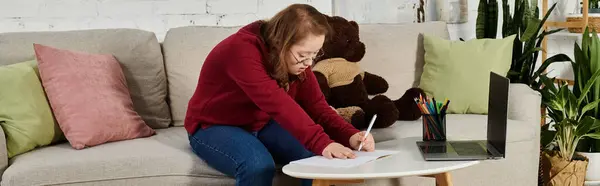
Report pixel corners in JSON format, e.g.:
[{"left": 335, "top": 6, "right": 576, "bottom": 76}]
[{"left": 318, "top": 16, "right": 366, "bottom": 63}]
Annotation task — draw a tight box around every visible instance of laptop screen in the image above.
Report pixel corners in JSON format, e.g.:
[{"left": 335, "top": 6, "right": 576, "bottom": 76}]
[{"left": 487, "top": 72, "right": 509, "bottom": 156}]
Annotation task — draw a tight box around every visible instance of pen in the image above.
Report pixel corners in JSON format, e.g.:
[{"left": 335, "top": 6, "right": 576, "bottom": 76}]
[{"left": 358, "top": 114, "right": 377, "bottom": 151}]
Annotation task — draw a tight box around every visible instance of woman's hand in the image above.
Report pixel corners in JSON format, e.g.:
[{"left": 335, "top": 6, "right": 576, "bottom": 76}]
[
  {"left": 349, "top": 131, "right": 375, "bottom": 152},
  {"left": 322, "top": 142, "right": 356, "bottom": 159}
]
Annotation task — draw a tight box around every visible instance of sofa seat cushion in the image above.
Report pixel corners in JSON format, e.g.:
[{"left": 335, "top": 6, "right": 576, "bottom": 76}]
[
  {"left": 1, "top": 127, "right": 229, "bottom": 186},
  {"left": 371, "top": 114, "right": 535, "bottom": 143}
]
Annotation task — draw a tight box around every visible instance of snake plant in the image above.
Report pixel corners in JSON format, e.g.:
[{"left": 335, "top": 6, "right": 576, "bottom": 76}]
[
  {"left": 476, "top": 0, "right": 498, "bottom": 39},
  {"left": 476, "top": 0, "right": 571, "bottom": 88}
]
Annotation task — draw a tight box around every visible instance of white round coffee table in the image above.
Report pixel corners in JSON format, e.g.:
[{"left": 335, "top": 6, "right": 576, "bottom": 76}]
[{"left": 282, "top": 136, "right": 480, "bottom": 186}]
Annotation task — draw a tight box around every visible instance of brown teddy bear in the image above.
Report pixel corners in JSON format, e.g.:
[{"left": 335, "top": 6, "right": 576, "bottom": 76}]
[{"left": 313, "top": 15, "right": 426, "bottom": 129}]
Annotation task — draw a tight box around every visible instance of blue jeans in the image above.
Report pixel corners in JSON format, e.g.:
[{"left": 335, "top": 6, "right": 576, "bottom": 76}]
[{"left": 189, "top": 119, "right": 315, "bottom": 186}]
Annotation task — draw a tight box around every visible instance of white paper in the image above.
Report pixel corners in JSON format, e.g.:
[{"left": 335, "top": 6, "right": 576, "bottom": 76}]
[{"left": 289, "top": 150, "right": 399, "bottom": 168}]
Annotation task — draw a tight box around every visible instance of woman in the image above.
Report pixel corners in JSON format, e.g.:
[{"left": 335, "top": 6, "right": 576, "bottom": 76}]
[{"left": 185, "top": 4, "right": 375, "bottom": 186}]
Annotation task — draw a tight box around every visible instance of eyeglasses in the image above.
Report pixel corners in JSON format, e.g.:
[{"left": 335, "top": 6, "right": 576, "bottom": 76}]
[{"left": 291, "top": 49, "right": 324, "bottom": 66}]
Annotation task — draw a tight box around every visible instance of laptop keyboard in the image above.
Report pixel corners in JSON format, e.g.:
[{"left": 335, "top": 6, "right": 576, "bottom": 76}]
[
  {"left": 419, "top": 144, "right": 447, "bottom": 153},
  {"left": 449, "top": 142, "right": 490, "bottom": 156}
]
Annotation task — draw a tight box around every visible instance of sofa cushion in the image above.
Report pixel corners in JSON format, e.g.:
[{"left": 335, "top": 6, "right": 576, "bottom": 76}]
[
  {"left": 357, "top": 21, "right": 450, "bottom": 100},
  {"left": 371, "top": 114, "right": 536, "bottom": 143},
  {"left": 418, "top": 34, "right": 515, "bottom": 114},
  {"left": 1, "top": 127, "right": 216, "bottom": 185},
  {"left": 0, "top": 60, "right": 63, "bottom": 158},
  {"left": 0, "top": 29, "right": 171, "bottom": 129},
  {"left": 33, "top": 44, "right": 156, "bottom": 150},
  {"left": 162, "top": 26, "right": 241, "bottom": 126},
  {"left": 1, "top": 127, "right": 301, "bottom": 186}
]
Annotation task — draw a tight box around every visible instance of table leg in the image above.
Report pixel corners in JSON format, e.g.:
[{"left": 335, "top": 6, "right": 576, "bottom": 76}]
[
  {"left": 434, "top": 172, "right": 452, "bottom": 186},
  {"left": 312, "top": 179, "right": 364, "bottom": 186},
  {"left": 310, "top": 172, "right": 451, "bottom": 186},
  {"left": 420, "top": 172, "right": 453, "bottom": 186}
]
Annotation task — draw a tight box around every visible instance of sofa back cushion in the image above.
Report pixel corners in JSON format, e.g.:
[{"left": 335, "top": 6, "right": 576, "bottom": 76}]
[
  {"left": 0, "top": 29, "right": 172, "bottom": 129},
  {"left": 162, "top": 22, "right": 449, "bottom": 126},
  {"left": 162, "top": 26, "right": 241, "bottom": 126},
  {"left": 358, "top": 22, "right": 449, "bottom": 100}
]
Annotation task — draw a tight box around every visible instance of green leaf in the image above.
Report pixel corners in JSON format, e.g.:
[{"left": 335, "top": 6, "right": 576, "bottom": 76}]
[
  {"left": 535, "top": 3, "right": 558, "bottom": 38},
  {"left": 476, "top": 0, "right": 488, "bottom": 39},
  {"left": 582, "top": 133, "right": 600, "bottom": 139},
  {"left": 538, "top": 28, "right": 565, "bottom": 40},
  {"left": 591, "top": 30, "right": 599, "bottom": 74},
  {"left": 522, "top": 18, "right": 541, "bottom": 42},
  {"left": 540, "top": 74, "right": 559, "bottom": 94},
  {"left": 577, "top": 69, "right": 600, "bottom": 106},
  {"left": 576, "top": 116, "right": 596, "bottom": 136},
  {"left": 486, "top": 0, "right": 499, "bottom": 38},
  {"left": 532, "top": 54, "right": 572, "bottom": 81},
  {"left": 583, "top": 26, "right": 591, "bottom": 59},
  {"left": 567, "top": 90, "right": 579, "bottom": 119},
  {"left": 591, "top": 120, "right": 600, "bottom": 131},
  {"left": 582, "top": 99, "right": 600, "bottom": 117},
  {"left": 501, "top": 0, "right": 511, "bottom": 37}
]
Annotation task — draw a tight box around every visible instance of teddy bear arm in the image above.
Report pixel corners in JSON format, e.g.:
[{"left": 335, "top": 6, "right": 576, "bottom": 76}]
[
  {"left": 314, "top": 71, "right": 331, "bottom": 100},
  {"left": 394, "top": 88, "right": 427, "bottom": 121},
  {"left": 362, "top": 71, "right": 389, "bottom": 95}
]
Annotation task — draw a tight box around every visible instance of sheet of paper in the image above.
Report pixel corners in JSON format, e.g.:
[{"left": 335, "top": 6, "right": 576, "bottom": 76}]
[{"left": 289, "top": 150, "right": 399, "bottom": 168}]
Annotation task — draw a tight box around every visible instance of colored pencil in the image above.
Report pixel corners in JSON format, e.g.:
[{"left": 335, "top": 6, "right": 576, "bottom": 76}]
[{"left": 415, "top": 95, "right": 450, "bottom": 141}]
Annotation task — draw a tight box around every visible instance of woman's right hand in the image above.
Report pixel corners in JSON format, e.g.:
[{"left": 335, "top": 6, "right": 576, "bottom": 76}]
[{"left": 322, "top": 142, "right": 356, "bottom": 159}]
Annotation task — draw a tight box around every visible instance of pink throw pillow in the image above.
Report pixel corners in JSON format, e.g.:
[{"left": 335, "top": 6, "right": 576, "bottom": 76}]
[{"left": 34, "top": 44, "right": 155, "bottom": 150}]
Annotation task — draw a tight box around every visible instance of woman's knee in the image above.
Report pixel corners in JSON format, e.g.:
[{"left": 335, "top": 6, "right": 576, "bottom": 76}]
[{"left": 238, "top": 154, "right": 276, "bottom": 178}]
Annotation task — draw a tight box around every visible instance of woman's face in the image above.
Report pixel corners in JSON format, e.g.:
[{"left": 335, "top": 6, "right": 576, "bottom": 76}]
[{"left": 287, "top": 34, "right": 325, "bottom": 75}]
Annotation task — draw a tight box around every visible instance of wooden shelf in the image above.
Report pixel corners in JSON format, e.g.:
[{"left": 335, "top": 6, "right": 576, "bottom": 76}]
[
  {"left": 540, "top": 0, "right": 588, "bottom": 126},
  {"left": 542, "top": 0, "right": 589, "bottom": 63},
  {"left": 542, "top": 0, "right": 585, "bottom": 86}
]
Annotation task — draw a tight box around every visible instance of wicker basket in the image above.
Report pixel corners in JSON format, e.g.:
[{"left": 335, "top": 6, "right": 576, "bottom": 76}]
[{"left": 567, "top": 16, "right": 600, "bottom": 33}]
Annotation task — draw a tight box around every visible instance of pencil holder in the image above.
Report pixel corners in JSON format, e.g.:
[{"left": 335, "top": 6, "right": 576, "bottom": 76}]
[{"left": 422, "top": 113, "right": 447, "bottom": 141}]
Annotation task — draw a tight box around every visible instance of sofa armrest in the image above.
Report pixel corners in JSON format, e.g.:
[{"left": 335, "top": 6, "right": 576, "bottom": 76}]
[
  {"left": 507, "top": 83, "right": 542, "bottom": 126},
  {"left": 0, "top": 126, "right": 7, "bottom": 177}
]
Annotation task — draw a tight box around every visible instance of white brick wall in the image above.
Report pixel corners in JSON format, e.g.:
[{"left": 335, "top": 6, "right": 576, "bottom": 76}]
[
  {"left": 0, "top": 0, "right": 331, "bottom": 41},
  {"left": 0, "top": 0, "right": 574, "bottom": 78}
]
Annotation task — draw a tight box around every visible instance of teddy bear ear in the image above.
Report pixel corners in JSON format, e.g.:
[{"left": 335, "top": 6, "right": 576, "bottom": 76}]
[{"left": 349, "top": 21, "right": 359, "bottom": 30}]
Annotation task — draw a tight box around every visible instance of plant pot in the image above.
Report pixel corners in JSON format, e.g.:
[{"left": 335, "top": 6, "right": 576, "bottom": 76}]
[
  {"left": 577, "top": 152, "right": 600, "bottom": 181},
  {"left": 541, "top": 150, "right": 589, "bottom": 186},
  {"left": 591, "top": 8, "right": 600, "bottom": 14}
]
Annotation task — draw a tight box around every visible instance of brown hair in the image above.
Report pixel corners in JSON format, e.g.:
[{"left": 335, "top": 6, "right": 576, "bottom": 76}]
[{"left": 260, "top": 4, "right": 331, "bottom": 91}]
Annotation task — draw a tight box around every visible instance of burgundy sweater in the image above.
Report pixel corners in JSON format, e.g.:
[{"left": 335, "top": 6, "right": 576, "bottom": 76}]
[{"left": 184, "top": 21, "right": 360, "bottom": 154}]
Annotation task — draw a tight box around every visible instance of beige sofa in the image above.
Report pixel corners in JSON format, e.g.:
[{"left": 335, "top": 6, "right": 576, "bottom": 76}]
[{"left": 0, "top": 21, "right": 541, "bottom": 186}]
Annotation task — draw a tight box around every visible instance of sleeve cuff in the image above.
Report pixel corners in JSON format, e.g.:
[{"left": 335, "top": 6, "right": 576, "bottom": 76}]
[
  {"left": 312, "top": 137, "right": 335, "bottom": 156},
  {"left": 338, "top": 127, "right": 360, "bottom": 148}
]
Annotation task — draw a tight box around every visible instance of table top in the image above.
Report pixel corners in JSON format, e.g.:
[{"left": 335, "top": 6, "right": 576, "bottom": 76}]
[{"left": 282, "top": 137, "right": 480, "bottom": 180}]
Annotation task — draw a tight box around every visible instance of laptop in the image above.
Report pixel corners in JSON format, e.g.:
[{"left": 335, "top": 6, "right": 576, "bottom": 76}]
[{"left": 416, "top": 71, "right": 509, "bottom": 161}]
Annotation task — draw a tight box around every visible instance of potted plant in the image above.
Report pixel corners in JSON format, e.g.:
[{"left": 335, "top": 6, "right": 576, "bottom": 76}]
[
  {"left": 578, "top": 141, "right": 600, "bottom": 181},
  {"left": 539, "top": 72, "right": 600, "bottom": 185},
  {"left": 572, "top": 27, "right": 600, "bottom": 181},
  {"left": 539, "top": 27, "right": 600, "bottom": 184}
]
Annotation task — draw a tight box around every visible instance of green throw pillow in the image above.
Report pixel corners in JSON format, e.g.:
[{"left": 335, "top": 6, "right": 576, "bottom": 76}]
[
  {"left": 0, "top": 60, "right": 64, "bottom": 158},
  {"left": 418, "top": 34, "right": 515, "bottom": 114}
]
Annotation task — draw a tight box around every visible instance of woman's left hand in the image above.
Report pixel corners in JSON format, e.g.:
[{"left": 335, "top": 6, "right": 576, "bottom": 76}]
[{"left": 349, "top": 131, "right": 375, "bottom": 152}]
